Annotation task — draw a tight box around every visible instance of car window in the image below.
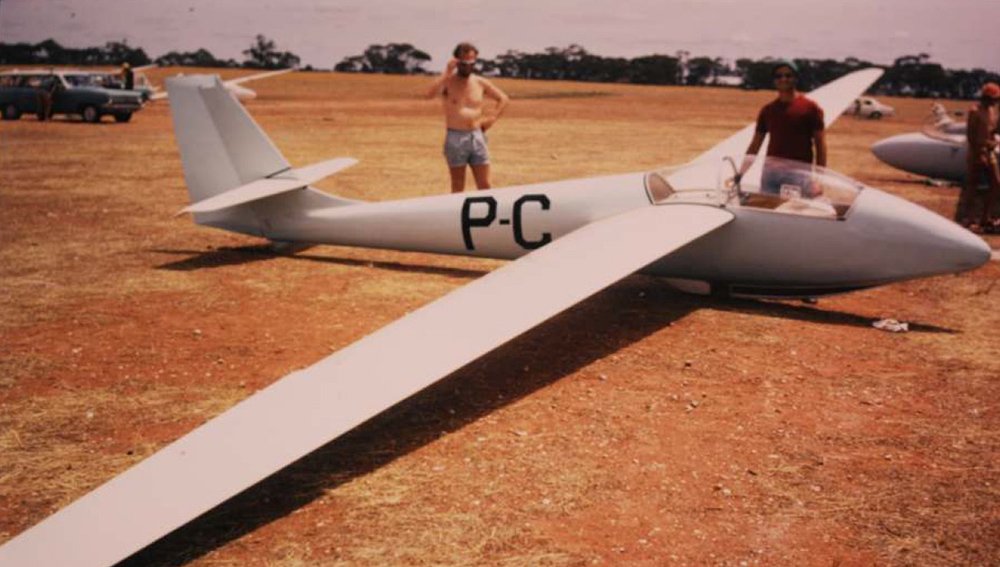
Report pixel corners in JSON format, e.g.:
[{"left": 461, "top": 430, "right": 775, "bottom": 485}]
[{"left": 64, "top": 74, "right": 94, "bottom": 87}]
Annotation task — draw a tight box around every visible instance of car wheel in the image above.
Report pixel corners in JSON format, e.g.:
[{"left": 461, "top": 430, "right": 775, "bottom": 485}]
[
  {"left": 113, "top": 112, "right": 133, "bottom": 123},
  {"left": 2, "top": 103, "right": 21, "bottom": 120},
  {"left": 82, "top": 105, "right": 101, "bottom": 123},
  {"left": 870, "top": 111, "right": 882, "bottom": 120}
]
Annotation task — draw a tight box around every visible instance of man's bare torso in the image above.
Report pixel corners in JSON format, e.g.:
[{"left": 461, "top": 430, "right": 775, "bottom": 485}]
[
  {"left": 442, "top": 75, "right": 486, "bottom": 130},
  {"left": 968, "top": 103, "right": 999, "bottom": 159}
]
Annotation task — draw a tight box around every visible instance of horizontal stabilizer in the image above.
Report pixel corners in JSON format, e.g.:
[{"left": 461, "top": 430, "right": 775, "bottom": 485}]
[
  {"left": 285, "top": 157, "right": 359, "bottom": 185},
  {"left": 179, "top": 157, "right": 357, "bottom": 214}
]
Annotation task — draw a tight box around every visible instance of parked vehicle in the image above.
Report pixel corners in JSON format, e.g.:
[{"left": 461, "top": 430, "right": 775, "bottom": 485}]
[
  {"left": 850, "top": 96, "right": 895, "bottom": 119},
  {"left": 0, "top": 69, "right": 145, "bottom": 123},
  {"left": 87, "top": 70, "right": 158, "bottom": 101}
]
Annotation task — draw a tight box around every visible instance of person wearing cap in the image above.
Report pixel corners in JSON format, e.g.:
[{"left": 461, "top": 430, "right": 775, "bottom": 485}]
[
  {"left": 426, "top": 42, "right": 509, "bottom": 193},
  {"left": 955, "top": 82, "right": 1000, "bottom": 232},
  {"left": 737, "top": 60, "right": 826, "bottom": 195}
]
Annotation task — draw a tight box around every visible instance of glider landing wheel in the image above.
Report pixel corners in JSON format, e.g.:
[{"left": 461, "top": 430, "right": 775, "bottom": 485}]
[{"left": 114, "top": 112, "right": 132, "bottom": 123}]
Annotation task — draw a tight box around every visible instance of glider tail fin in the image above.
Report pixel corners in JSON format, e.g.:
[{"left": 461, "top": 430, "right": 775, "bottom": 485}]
[{"left": 165, "top": 74, "right": 355, "bottom": 236}]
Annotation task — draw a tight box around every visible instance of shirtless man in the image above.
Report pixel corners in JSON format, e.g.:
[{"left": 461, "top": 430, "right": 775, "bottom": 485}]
[
  {"left": 426, "top": 42, "right": 509, "bottom": 192},
  {"left": 956, "top": 82, "right": 1000, "bottom": 232}
]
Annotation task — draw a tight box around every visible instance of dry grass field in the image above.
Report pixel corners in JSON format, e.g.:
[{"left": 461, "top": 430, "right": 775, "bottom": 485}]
[{"left": 1, "top": 68, "right": 998, "bottom": 566}]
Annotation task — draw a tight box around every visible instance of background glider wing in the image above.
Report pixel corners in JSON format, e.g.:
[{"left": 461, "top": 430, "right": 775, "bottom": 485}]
[
  {"left": 149, "top": 68, "right": 295, "bottom": 101},
  {"left": 690, "top": 67, "right": 885, "bottom": 166},
  {"left": 0, "top": 203, "right": 732, "bottom": 567},
  {"left": 225, "top": 67, "right": 295, "bottom": 87}
]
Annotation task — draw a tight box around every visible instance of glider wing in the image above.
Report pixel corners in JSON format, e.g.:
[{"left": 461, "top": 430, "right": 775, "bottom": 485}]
[
  {"left": 225, "top": 67, "right": 295, "bottom": 87},
  {"left": 0, "top": 203, "right": 732, "bottom": 567}
]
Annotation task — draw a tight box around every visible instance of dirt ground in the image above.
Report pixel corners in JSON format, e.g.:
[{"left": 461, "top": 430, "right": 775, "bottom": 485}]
[{"left": 1, "top": 68, "right": 998, "bottom": 566}]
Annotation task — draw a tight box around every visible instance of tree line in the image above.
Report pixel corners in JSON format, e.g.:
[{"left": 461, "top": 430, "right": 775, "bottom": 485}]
[
  {"left": 0, "top": 36, "right": 300, "bottom": 70},
  {"left": 332, "top": 43, "right": 1000, "bottom": 100},
  {"left": 3, "top": 38, "right": 998, "bottom": 99}
]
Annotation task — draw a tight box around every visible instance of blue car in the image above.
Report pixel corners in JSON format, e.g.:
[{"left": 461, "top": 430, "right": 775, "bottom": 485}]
[{"left": 0, "top": 69, "right": 145, "bottom": 123}]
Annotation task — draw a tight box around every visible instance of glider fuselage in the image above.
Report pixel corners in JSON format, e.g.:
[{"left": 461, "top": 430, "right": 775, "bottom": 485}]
[
  {"left": 250, "top": 170, "right": 989, "bottom": 298},
  {"left": 871, "top": 132, "right": 967, "bottom": 182}
]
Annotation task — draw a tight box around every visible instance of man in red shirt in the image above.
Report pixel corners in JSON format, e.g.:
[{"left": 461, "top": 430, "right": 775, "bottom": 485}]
[{"left": 738, "top": 61, "right": 827, "bottom": 196}]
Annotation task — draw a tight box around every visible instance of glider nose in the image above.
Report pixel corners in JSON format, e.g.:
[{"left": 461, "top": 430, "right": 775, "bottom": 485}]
[
  {"left": 854, "top": 188, "right": 991, "bottom": 277},
  {"left": 899, "top": 199, "right": 991, "bottom": 274},
  {"left": 929, "top": 215, "right": 992, "bottom": 271},
  {"left": 870, "top": 134, "right": 912, "bottom": 170},
  {"left": 903, "top": 199, "right": 991, "bottom": 273}
]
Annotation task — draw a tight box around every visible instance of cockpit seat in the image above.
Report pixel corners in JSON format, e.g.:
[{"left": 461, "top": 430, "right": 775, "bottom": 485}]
[{"left": 774, "top": 197, "right": 838, "bottom": 218}]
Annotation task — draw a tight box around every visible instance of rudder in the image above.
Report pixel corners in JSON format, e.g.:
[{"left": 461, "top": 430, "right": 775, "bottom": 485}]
[{"left": 167, "top": 75, "right": 290, "bottom": 235}]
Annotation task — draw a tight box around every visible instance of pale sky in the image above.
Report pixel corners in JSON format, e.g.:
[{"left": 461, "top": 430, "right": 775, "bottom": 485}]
[{"left": 2, "top": 0, "right": 998, "bottom": 72}]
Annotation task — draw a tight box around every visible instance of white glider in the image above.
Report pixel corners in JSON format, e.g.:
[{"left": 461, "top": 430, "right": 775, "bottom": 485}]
[
  {"left": 871, "top": 103, "right": 973, "bottom": 182},
  {"left": 150, "top": 67, "right": 294, "bottom": 102},
  {"left": 0, "top": 68, "right": 990, "bottom": 567}
]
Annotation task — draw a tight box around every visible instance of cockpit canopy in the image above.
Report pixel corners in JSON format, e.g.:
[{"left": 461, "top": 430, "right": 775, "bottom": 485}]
[{"left": 645, "top": 155, "right": 864, "bottom": 220}]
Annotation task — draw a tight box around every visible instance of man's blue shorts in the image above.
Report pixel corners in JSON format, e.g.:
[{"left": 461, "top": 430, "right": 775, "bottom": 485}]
[{"left": 444, "top": 128, "right": 490, "bottom": 167}]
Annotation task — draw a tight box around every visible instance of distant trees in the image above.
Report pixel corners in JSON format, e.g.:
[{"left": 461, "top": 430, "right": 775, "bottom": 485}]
[
  {"left": 480, "top": 47, "right": 1000, "bottom": 99},
  {"left": 334, "top": 43, "right": 431, "bottom": 74},
  {"left": 100, "top": 41, "right": 151, "bottom": 66},
  {"left": 155, "top": 48, "right": 237, "bottom": 68},
  {"left": 499, "top": 45, "right": 590, "bottom": 80},
  {"left": 3, "top": 38, "right": 999, "bottom": 100},
  {"left": 685, "top": 56, "right": 727, "bottom": 86},
  {"left": 482, "top": 46, "right": 677, "bottom": 85},
  {"left": 0, "top": 36, "right": 300, "bottom": 70},
  {"left": 626, "top": 55, "right": 680, "bottom": 85},
  {"left": 949, "top": 68, "right": 991, "bottom": 100},
  {"left": 800, "top": 57, "right": 876, "bottom": 89},
  {"left": 728, "top": 53, "right": 998, "bottom": 99},
  {"left": 0, "top": 38, "right": 150, "bottom": 66},
  {"left": 242, "top": 34, "right": 300, "bottom": 69},
  {"left": 878, "top": 53, "right": 949, "bottom": 97},
  {"left": 735, "top": 58, "right": 776, "bottom": 90}
]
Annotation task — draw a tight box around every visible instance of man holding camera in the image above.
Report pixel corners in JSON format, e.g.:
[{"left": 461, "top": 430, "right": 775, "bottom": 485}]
[{"left": 426, "top": 42, "right": 510, "bottom": 192}]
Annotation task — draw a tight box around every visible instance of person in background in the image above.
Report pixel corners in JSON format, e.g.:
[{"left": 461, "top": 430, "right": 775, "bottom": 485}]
[
  {"left": 35, "top": 75, "right": 57, "bottom": 121},
  {"left": 956, "top": 82, "right": 1000, "bottom": 233},
  {"left": 121, "top": 62, "right": 134, "bottom": 91},
  {"left": 737, "top": 60, "right": 827, "bottom": 196},
  {"left": 426, "top": 42, "right": 509, "bottom": 193}
]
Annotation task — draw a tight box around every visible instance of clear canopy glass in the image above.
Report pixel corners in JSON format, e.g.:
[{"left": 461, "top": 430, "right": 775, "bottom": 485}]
[
  {"left": 921, "top": 103, "right": 965, "bottom": 144},
  {"left": 645, "top": 155, "right": 864, "bottom": 220}
]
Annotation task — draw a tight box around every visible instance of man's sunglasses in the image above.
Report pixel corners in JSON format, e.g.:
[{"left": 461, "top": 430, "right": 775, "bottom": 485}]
[
  {"left": 457, "top": 60, "right": 479, "bottom": 66},
  {"left": 774, "top": 72, "right": 796, "bottom": 79}
]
